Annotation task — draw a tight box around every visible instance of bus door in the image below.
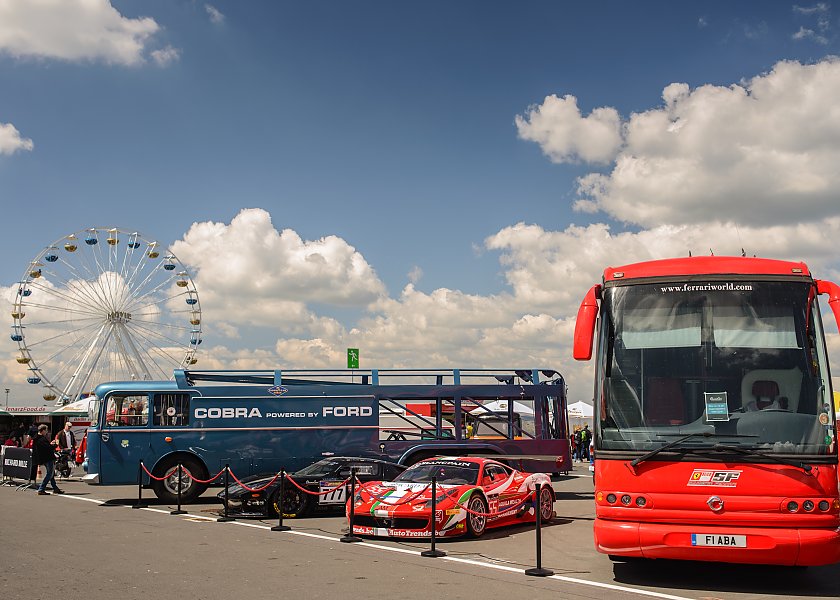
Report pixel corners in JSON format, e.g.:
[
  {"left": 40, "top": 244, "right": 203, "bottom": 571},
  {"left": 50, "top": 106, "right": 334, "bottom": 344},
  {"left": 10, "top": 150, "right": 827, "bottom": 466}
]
[{"left": 99, "top": 393, "right": 150, "bottom": 484}]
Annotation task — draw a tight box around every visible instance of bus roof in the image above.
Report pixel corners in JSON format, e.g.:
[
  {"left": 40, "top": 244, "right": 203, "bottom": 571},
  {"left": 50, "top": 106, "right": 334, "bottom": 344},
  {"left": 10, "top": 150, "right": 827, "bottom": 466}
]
[{"left": 603, "top": 256, "right": 811, "bottom": 283}]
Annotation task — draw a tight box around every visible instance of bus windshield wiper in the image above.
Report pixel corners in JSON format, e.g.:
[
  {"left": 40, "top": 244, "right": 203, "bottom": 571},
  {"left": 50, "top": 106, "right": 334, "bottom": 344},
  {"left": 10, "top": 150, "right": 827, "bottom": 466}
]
[
  {"left": 630, "top": 431, "right": 714, "bottom": 468},
  {"left": 712, "top": 443, "right": 812, "bottom": 474}
]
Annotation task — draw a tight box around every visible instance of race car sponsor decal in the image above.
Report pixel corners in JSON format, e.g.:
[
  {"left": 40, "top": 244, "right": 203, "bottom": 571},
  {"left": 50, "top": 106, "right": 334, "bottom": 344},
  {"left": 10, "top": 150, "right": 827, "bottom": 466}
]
[
  {"left": 267, "top": 386, "right": 289, "bottom": 396},
  {"left": 687, "top": 469, "right": 742, "bottom": 487}
]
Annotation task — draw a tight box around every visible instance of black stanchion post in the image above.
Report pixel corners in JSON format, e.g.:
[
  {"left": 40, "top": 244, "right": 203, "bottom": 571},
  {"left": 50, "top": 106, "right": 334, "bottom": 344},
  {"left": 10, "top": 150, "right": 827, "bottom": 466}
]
[
  {"left": 340, "top": 467, "right": 362, "bottom": 543},
  {"left": 271, "top": 468, "right": 291, "bottom": 531},
  {"left": 170, "top": 462, "right": 187, "bottom": 515},
  {"left": 217, "top": 464, "right": 234, "bottom": 522},
  {"left": 525, "top": 483, "right": 554, "bottom": 577},
  {"left": 421, "top": 476, "right": 446, "bottom": 558},
  {"left": 133, "top": 460, "right": 148, "bottom": 509}
]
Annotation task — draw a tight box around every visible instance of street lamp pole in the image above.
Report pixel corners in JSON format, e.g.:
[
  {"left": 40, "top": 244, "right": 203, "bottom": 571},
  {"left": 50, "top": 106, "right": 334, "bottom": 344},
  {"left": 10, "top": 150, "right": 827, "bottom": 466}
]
[{"left": 4, "top": 388, "right": 9, "bottom": 409}]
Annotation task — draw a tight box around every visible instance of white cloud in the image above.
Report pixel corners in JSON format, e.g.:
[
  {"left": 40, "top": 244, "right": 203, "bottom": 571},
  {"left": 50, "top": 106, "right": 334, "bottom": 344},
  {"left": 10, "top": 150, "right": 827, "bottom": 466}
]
[
  {"left": 515, "top": 94, "right": 623, "bottom": 164},
  {"left": 515, "top": 59, "right": 840, "bottom": 228},
  {"left": 407, "top": 266, "right": 423, "bottom": 284},
  {"left": 170, "top": 208, "right": 387, "bottom": 332},
  {"left": 793, "top": 3, "right": 829, "bottom": 15},
  {"left": 151, "top": 45, "right": 180, "bottom": 67},
  {"left": 0, "top": 0, "right": 161, "bottom": 65},
  {"left": 793, "top": 26, "right": 829, "bottom": 44},
  {"left": 0, "top": 121, "right": 33, "bottom": 155},
  {"left": 205, "top": 4, "right": 225, "bottom": 25}
]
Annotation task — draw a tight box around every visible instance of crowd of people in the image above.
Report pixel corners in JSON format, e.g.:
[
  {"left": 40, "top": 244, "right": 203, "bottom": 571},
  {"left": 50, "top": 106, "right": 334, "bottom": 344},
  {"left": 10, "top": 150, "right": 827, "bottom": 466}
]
[
  {"left": 2, "top": 420, "right": 78, "bottom": 494},
  {"left": 570, "top": 424, "right": 592, "bottom": 462}
]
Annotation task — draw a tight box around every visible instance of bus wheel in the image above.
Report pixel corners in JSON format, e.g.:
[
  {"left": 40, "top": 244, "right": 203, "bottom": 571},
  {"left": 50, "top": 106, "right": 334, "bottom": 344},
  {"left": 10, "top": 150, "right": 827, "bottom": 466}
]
[
  {"left": 271, "top": 485, "right": 309, "bottom": 518},
  {"left": 466, "top": 493, "right": 488, "bottom": 538},
  {"left": 152, "top": 457, "right": 207, "bottom": 504}
]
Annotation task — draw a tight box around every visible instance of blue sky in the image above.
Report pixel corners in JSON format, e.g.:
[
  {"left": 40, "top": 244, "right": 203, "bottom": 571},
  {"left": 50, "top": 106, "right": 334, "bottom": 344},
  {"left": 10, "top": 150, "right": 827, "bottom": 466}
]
[{"left": 3, "top": 1, "right": 840, "bottom": 404}]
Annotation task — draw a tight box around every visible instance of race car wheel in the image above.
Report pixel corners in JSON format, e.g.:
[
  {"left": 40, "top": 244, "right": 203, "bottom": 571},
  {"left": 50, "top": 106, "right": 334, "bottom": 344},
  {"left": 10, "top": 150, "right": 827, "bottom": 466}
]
[
  {"left": 466, "top": 493, "right": 488, "bottom": 538},
  {"left": 151, "top": 456, "right": 207, "bottom": 504},
  {"left": 538, "top": 486, "right": 554, "bottom": 523},
  {"left": 272, "top": 484, "right": 309, "bottom": 518}
]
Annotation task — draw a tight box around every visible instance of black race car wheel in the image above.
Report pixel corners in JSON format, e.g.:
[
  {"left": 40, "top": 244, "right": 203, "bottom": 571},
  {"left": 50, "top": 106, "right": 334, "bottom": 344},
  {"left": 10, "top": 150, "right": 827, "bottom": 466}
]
[
  {"left": 272, "top": 484, "right": 309, "bottom": 518},
  {"left": 466, "top": 493, "right": 488, "bottom": 538},
  {"left": 538, "top": 485, "right": 554, "bottom": 523}
]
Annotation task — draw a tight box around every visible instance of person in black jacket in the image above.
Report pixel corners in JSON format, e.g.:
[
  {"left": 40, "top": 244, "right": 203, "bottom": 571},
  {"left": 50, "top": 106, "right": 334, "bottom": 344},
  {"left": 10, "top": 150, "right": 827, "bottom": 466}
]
[{"left": 34, "top": 424, "right": 63, "bottom": 495}]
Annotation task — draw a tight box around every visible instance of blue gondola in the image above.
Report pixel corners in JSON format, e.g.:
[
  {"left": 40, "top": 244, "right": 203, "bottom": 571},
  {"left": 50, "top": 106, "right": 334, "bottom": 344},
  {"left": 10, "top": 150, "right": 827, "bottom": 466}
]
[
  {"left": 10, "top": 334, "right": 23, "bottom": 342},
  {"left": 27, "top": 376, "right": 41, "bottom": 384},
  {"left": 186, "top": 297, "right": 198, "bottom": 305},
  {"left": 164, "top": 262, "right": 176, "bottom": 270},
  {"left": 45, "top": 253, "right": 58, "bottom": 262},
  {"left": 190, "top": 338, "right": 202, "bottom": 345},
  {"left": 85, "top": 237, "right": 98, "bottom": 245}
]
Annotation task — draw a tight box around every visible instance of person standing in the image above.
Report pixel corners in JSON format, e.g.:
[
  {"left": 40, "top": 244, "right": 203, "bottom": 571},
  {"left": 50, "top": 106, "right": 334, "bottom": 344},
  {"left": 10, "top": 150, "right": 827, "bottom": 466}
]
[
  {"left": 56, "top": 421, "right": 76, "bottom": 454},
  {"left": 34, "top": 424, "right": 63, "bottom": 495},
  {"left": 579, "top": 425, "right": 591, "bottom": 461}
]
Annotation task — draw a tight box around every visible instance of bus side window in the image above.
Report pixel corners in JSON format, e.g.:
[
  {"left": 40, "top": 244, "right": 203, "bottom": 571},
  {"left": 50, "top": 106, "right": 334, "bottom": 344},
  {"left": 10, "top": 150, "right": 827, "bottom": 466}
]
[{"left": 153, "top": 393, "right": 190, "bottom": 427}]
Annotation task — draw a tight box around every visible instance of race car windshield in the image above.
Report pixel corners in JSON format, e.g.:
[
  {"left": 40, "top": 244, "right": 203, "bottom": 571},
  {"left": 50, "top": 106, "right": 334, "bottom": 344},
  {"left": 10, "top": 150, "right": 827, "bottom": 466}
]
[{"left": 394, "top": 462, "right": 480, "bottom": 485}]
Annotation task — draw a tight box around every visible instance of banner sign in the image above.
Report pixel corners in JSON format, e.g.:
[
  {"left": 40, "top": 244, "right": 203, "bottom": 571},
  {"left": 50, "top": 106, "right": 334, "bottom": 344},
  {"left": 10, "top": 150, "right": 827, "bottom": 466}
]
[{"left": 1, "top": 447, "right": 33, "bottom": 480}]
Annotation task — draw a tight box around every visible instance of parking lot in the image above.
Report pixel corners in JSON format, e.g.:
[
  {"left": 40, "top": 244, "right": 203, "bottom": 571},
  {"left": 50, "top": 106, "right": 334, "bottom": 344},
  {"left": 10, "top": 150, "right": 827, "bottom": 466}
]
[{"left": 2, "top": 464, "right": 838, "bottom": 600}]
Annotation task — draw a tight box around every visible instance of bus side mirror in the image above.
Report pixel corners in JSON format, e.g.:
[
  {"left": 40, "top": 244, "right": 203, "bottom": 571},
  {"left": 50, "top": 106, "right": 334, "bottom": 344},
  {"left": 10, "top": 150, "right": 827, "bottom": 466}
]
[
  {"left": 573, "top": 285, "right": 601, "bottom": 361},
  {"left": 816, "top": 280, "right": 840, "bottom": 332}
]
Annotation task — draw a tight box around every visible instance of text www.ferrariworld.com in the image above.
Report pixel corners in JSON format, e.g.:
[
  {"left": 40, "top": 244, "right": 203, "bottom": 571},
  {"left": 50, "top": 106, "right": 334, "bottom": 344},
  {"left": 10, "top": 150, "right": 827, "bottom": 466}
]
[{"left": 660, "top": 283, "right": 754, "bottom": 293}]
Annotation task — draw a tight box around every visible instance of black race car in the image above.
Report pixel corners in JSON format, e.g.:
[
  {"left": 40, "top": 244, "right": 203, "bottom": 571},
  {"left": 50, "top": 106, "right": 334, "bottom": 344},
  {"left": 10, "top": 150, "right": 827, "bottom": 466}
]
[{"left": 217, "top": 456, "right": 406, "bottom": 518}]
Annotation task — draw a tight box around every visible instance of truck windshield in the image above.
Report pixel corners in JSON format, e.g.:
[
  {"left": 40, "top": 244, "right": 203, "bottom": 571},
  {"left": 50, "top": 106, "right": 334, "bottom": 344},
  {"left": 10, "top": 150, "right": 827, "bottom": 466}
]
[{"left": 597, "top": 280, "right": 836, "bottom": 456}]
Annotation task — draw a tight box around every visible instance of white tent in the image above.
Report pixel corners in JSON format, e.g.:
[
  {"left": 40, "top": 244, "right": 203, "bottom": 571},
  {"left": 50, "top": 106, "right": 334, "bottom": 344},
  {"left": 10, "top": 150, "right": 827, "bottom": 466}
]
[
  {"left": 567, "top": 401, "right": 593, "bottom": 419},
  {"left": 53, "top": 397, "right": 94, "bottom": 416}
]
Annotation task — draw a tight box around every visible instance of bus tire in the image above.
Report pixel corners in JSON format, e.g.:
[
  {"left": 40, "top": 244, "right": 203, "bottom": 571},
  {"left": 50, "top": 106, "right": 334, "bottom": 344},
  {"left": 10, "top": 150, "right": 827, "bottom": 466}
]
[
  {"left": 466, "top": 492, "right": 488, "bottom": 538},
  {"left": 151, "top": 456, "right": 207, "bottom": 504},
  {"left": 271, "top": 485, "right": 309, "bottom": 518}
]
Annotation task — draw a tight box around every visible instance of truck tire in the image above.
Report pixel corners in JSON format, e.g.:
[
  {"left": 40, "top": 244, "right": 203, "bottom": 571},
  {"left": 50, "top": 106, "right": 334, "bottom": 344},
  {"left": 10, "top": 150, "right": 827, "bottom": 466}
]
[{"left": 151, "top": 456, "right": 207, "bottom": 504}]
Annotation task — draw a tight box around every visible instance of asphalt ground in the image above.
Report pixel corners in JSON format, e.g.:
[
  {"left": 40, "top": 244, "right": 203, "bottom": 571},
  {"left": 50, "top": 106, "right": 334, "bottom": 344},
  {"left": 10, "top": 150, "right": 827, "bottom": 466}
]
[{"left": 1, "top": 463, "right": 838, "bottom": 600}]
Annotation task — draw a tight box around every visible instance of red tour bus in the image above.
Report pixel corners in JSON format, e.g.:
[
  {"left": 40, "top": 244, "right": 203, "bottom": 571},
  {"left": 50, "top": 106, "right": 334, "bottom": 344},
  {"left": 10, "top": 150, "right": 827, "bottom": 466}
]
[{"left": 574, "top": 256, "right": 840, "bottom": 566}]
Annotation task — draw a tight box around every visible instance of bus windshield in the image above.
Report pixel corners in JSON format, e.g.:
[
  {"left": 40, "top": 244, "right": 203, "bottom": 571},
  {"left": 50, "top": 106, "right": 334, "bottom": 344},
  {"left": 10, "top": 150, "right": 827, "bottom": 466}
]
[{"left": 597, "top": 280, "right": 836, "bottom": 456}]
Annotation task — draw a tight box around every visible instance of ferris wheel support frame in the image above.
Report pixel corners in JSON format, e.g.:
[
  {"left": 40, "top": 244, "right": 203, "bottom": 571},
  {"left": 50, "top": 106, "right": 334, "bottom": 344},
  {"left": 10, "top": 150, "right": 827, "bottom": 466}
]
[{"left": 60, "top": 323, "right": 112, "bottom": 404}]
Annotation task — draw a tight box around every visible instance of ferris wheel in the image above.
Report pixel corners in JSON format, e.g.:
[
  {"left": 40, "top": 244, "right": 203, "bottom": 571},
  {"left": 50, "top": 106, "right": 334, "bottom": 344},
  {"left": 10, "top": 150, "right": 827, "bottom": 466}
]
[{"left": 11, "top": 227, "right": 201, "bottom": 405}]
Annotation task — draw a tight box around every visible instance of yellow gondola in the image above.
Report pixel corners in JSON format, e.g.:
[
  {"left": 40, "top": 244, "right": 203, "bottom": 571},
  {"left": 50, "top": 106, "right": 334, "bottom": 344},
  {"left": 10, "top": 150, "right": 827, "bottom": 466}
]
[
  {"left": 16, "top": 356, "right": 30, "bottom": 364},
  {"left": 176, "top": 280, "right": 188, "bottom": 287},
  {"left": 11, "top": 312, "right": 24, "bottom": 319},
  {"left": 43, "top": 393, "right": 56, "bottom": 401}
]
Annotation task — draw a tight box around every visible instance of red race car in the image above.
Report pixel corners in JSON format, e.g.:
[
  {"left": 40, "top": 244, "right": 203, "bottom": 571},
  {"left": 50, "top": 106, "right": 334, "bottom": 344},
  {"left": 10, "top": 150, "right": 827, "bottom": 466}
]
[{"left": 347, "top": 456, "right": 555, "bottom": 538}]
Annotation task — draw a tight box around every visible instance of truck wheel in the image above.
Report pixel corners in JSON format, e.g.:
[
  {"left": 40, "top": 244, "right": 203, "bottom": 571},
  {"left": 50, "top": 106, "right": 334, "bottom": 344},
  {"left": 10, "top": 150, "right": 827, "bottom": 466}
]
[{"left": 151, "top": 456, "right": 207, "bottom": 504}]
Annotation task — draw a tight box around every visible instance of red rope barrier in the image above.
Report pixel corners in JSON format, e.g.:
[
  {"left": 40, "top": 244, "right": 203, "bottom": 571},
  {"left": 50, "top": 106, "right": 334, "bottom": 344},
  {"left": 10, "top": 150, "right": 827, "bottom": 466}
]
[
  {"left": 186, "top": 468, "right": 226, "bottom": 484},
  {"left": 284, "top": 474, "right": 351, "bottom": 496},
  {"left": 141, "top": 462, "right": 179, "bottom": 482},
  {"left": 229, "top": 470, "right": 282, "bottom": 492},
  {"left": 140, "top": 462, "right": 224, "bottom": 484}
]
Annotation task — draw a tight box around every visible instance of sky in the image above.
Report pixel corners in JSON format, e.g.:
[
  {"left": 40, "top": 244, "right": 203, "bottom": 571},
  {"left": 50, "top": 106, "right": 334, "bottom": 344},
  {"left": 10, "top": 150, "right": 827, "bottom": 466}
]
[{"left": 3, "top": 1, "right": 840, "bottom": 405}]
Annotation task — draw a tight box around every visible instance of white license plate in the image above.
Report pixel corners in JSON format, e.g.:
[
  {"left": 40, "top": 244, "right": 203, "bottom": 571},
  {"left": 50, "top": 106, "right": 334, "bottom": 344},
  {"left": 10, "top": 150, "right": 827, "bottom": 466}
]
[{"left": 691, "top": 533, "right": 746, "bottom": 547}]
